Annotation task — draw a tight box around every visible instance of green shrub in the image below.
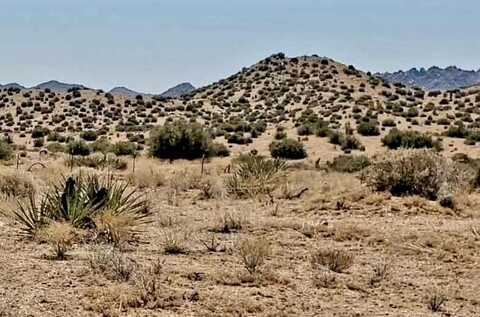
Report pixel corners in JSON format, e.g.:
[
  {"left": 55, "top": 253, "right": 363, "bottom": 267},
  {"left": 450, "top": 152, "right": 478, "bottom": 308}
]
[
  {"left": 381, "top": 118, "right": 396, "bottom": 127},
  {"left": 80, "top": 130, "right": 98, "bottom": 142},
  {"left": 381, "top": 128, "right": 442, "bottom": 151},
  {"left": 269, "top": 138, "right": 307, "bottom": 160},
  {"left": 149, "top": 120, "right": 211, "bottom": 160},
  {"left": 208, "top": 142, "right": 230, "bottom": 157},
  {"left": 112, "top": 141, "right": 137, "bottom": 156},
  {"left": 31, "top": 126, "right": 49, "bottom": 139},
  {"left": 67, "top": 140, "right": 91, "bottom": 156},
  {"left": 0, "top": 140, "right": 13, "bottom": 160},
  {"left": 357, "top": 121, "right": 380, "bottom": 136},
  {"left": 327, "top": 155, "right": 370, "bottom": 173},
  {"left": 46, "top": 142, "right": 67, "bottom": 153},
  {"left": 91, "top": 137, "right": 113, "bottom": 154},
  {"left": 33, "top": 138, "right": 44, "bottom": 148},
  {"left": 360, "top": 149, "right": 472, "bottom": 200}
]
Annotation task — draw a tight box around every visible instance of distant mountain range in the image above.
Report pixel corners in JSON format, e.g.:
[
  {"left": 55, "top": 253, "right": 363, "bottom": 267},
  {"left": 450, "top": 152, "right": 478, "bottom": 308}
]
[
  {"left": 108, "top": 82, "right": 195, "bottom": 98},
  {"left": 378, "top": 66, "right": 480, "bottom": 91},
  {"left": 0, "top": 80, "right": 196, "bottom": 98}
]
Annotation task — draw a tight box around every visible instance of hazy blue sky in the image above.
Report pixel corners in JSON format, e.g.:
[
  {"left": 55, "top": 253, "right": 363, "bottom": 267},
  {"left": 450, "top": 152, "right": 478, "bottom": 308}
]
[{"left": 1, "top": 0, "right": 478, "bottom": 92}]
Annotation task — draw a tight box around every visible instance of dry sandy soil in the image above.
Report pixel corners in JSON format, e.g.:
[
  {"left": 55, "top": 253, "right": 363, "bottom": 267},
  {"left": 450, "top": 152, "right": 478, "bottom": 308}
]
[{"left": 0, "top": 151, "right": 479, "bottom": 317}]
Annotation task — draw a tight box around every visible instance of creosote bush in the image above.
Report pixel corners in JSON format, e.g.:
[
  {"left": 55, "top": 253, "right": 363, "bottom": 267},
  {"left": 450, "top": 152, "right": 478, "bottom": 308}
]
[
  {"left": 67, "top": 140, "right": 91, "bottom": 156},
  {"left": 269, "top": 138, "right": 307, "bottom": 160},
  {"left": 0, "top": 139, "right": 13, "bottom": 160},
  {"left": 381, "top": 128, "right": 442, "bottom": 151},
  {"left": 327, "top": 155, "right": 370, "bottom": 173},
  {"left": 361, "top": 149, "right": 474, "bottom": 200},
  {"left": 149, "top": 120, "right": 222, "bottom": 160}
]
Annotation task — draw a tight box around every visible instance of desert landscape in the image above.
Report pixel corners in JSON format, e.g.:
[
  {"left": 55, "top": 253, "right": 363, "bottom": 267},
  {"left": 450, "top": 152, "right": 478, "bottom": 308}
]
[{"left": 0, "top": 51, "right": 479, "bottom": 317}]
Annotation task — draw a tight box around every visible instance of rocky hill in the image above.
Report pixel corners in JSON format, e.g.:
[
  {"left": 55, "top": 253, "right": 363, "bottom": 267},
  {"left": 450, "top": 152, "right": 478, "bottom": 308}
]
[
  {"left": 378, "top": 66, "right": 480, "bottom": 91},
  {"left": 1, "top": 53, "right": 480, "bottom": 153}
]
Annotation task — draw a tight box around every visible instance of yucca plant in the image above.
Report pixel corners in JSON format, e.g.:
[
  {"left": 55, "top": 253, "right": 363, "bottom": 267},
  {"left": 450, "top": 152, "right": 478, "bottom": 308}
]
[
  {"left": 3, "top": 192, "right": 48, "bottom": 236},
  {"left": 5, "top": 173, "right": 151, "bottom": 240},
  {"left": 225, "top": 155, "right": 287, "bottom": 199}
]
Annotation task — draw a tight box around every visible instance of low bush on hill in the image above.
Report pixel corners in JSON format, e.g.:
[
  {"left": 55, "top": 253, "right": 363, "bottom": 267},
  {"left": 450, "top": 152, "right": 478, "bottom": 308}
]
[
  {"left": 149, "top": 120, "right": 225, "bottom": 160},
  {"left": 360, "top": 149, "right": 473, "bottom": 200},
  {"left": 270, "top": 138, "right": 307, "bottom": 160},
  {"left": 327, "top": 155, "right": 370, "bottom": 173},
  {"left": 381, "top": 128, "right": 442, "bottom": 151}
]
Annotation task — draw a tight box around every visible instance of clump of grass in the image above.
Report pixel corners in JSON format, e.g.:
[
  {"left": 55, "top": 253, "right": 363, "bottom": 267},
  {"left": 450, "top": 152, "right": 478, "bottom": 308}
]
[
  {"left": 210, "top": 211, "right": 246, "bottom": 233},
  {"left": 313, "top": 271, "right": 339, "bottom": 289},
  {"left": 160, "top": 229, "right": 190, "bottom": 254},
  {"left": 0, "top": 171, "right": 35, "bottom": 198},
  {"left": 311, "top": 248, "right": 354, "bottom": 273},
  {"left": 426, "top": 290, "right": 448, "bottom": 312},
  {"left": 238, "top": 237, "right": 271, "bottom": 275},
  {"left": 88, "top": 245, "right": 137, "bottom": 282},
  {"left": 39, "top": 221, "right": 75, "bottom": 260}
]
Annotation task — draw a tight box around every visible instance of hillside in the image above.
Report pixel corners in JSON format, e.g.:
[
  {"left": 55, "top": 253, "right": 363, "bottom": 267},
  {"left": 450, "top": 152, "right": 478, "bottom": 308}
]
[
  {"left": 1, "top": 53, "right": 480, "bottom": 157},
  {"left": 378, "top": 66, "right": 480, "bottom": 91}
]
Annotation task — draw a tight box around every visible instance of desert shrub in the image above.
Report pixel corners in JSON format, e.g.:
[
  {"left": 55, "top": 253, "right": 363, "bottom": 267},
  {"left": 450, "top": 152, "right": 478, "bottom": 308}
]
[
  {"left": 238, "top": 237, "right": 271, "bottom": 275},
  {"left": 0, "top": 171, "right": 35, "bottom": 198},
  {"left": 207, "top": 142, "right": 230, "bottom": 157},
  {"left": 445, "top": 124, "right": 469, "bottom": 138},
  {"left": 88, "top": 245, "right": 137, "bottom": 281},
  {"left": 382, "top": 118, "right": 396, "bottom": 127},
  {"left": 327, "top": 155, "right": 370, "bottom": 173},
  {"left": 360, "top": 149, "right": 473, "bottom": 200},
  {"left": 225, "top": 155, "right": 287, "bottom": 199},
  {"left": 3, "top": 174, "right": 150, "bottom": 237},
  {"left": 46, "top": 142, "right": 67, "bottom": 153},
  {"left": 80, "top": 130, "right": 98, "bottom": 142},
  {"left": 67, "top": 140, "right": 91, "bottom": 156},
  {"left": 33, "top": 138, "right": 45, "bottom": 148},
  {"left": 31, "top": 126, "right": 49, "bottom": 138},
  {"left": 381, "top": 128, "right": 442, "bottom": 151},
  {"left": 357, "top": 121, "right": 380, "bottom": 136},
  {"left": 112, "top": 141, "right": 137, "bottom": 156},
  {"left": 38, "top": 221, "right": 74, "bottom": 260},
  {"left": 149, "top": 120, "right": 212, "bottom": 160},
  {"left": 311, "top": 248, "right": 354, "bottom": 273},
  {"left": 66, "top": 155, "right": 127, "bottom": 171},
  {"left": 91, "top": 137, "right": 113, "bottom": 154},
  {"left": 0, "top": 139, "right": 13, "bottom": 160},
  {"left": 269, "top": 138, "right": 307, "bottom": 160}
]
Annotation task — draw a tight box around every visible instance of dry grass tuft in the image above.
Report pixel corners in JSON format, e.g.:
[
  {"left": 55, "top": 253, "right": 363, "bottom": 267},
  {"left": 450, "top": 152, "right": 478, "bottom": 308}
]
[
  {"left": 0, "top": 170, "right": 35, "bottom": 198},
  {"left": 426, "top": 289, "right": 448, "bottom": 312},
  {"left": 238, "top": 237, "right": 271, "bottom": 275},
  {"left": 38, "top": 221, "right": 75, "bottom": 260},
  {"left": 311, "top": 248, "right": 355, "bottom": 273},
  {"left": 88, "top": 245, "right": 137, "bottom": 281},
  {"left": 160, "top": 228, "right": 191, "bottom": 254}
]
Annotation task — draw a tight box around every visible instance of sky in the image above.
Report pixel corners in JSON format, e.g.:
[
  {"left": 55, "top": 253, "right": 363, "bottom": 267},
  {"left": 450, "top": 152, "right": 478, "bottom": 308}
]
[{"left": 1, "top": 0, "right": 479, "bottom": 93}]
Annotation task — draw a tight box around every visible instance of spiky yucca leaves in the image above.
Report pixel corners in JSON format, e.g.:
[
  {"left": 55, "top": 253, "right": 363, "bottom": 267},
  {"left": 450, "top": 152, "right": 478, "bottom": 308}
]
[
  {"left": 3, "top": 193, "right": 48, "bottom": 236},
  {"left": 43, "top": 174, "right": 150, "bottom": 229},
  {"left": 6, "top": 174, "right": 151, "bottom": 240},
  {"left": 225, "top": 155, "right": 287, "bottom": 199}
]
